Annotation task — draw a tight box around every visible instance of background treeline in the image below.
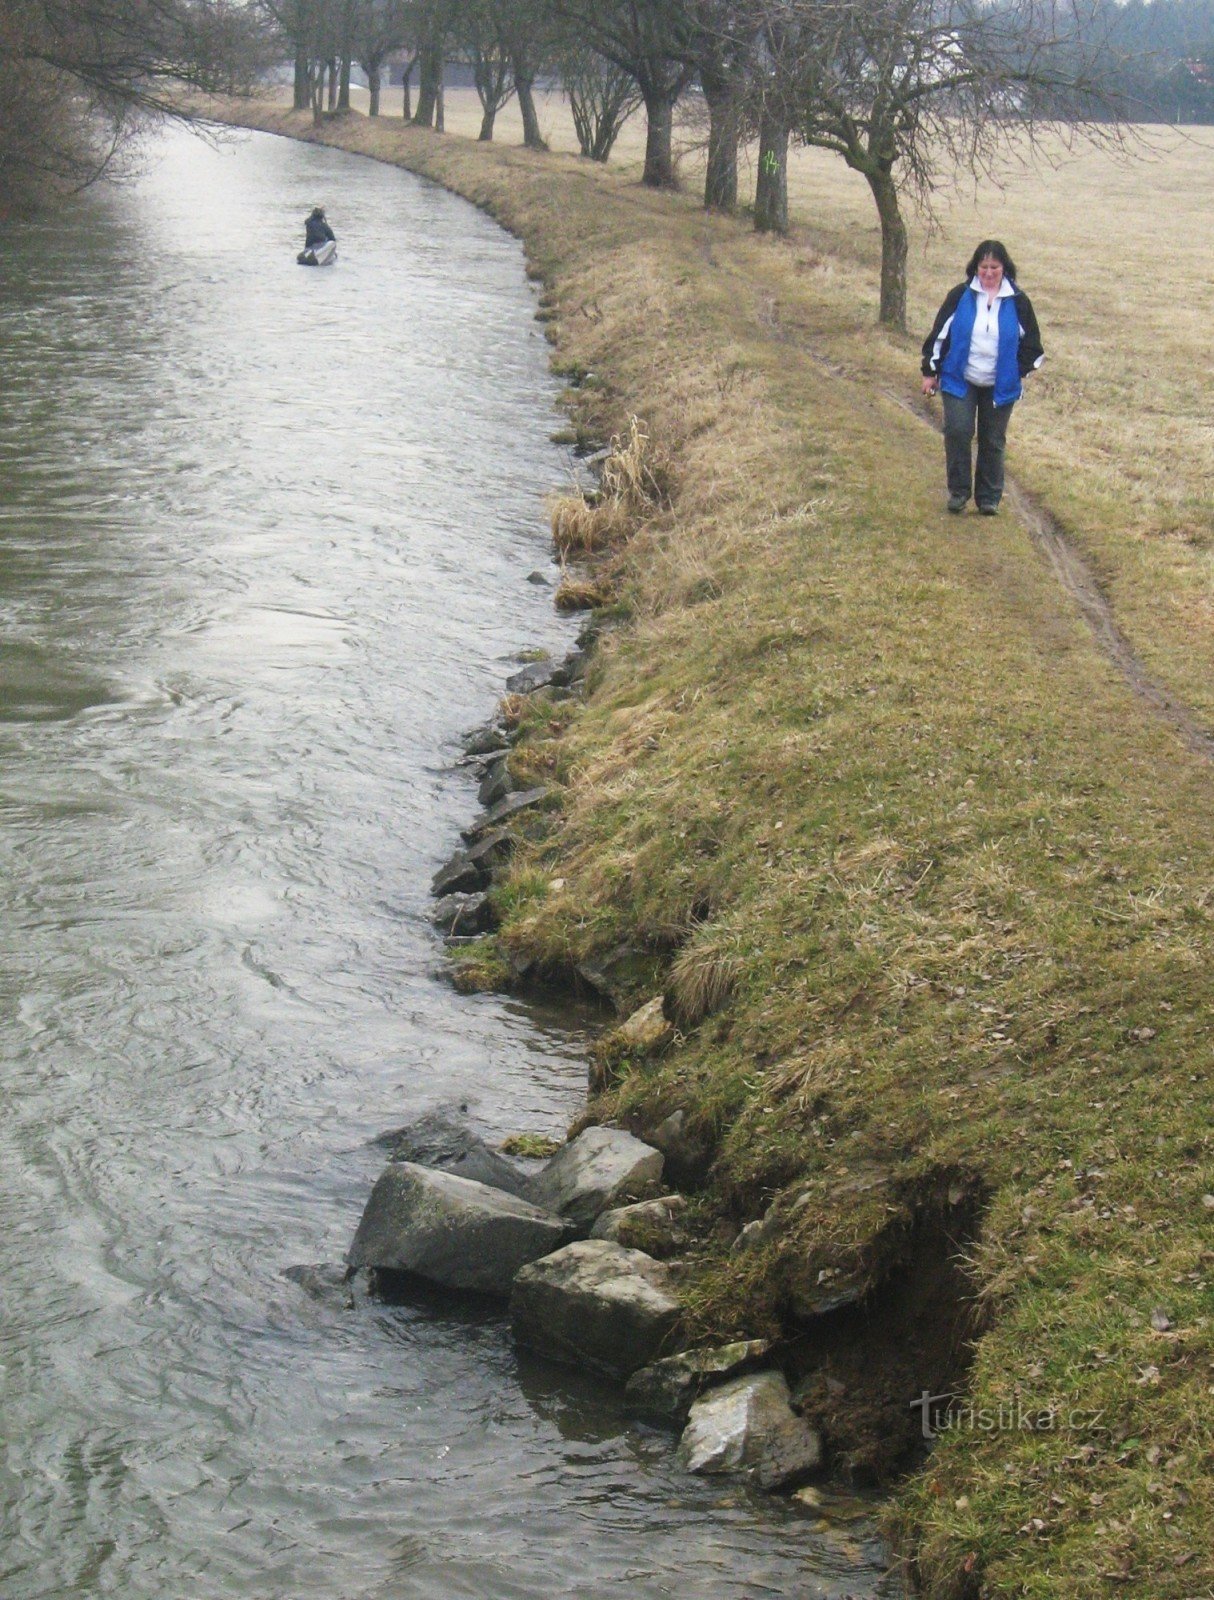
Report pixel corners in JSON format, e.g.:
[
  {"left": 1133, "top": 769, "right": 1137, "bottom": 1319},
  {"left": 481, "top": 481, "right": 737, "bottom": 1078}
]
[
  {"left": 1098, "top": 0, "right": 1214, "bottom": 120},
  {"left": 3, "top": 0, "right": 1211, "bottom": 324}
]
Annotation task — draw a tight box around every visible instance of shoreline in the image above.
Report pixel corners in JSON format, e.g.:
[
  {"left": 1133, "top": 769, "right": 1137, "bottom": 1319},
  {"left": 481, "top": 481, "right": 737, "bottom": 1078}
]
[{"left": 204, "top": 97, "right": 1214, "bottom": 1599}]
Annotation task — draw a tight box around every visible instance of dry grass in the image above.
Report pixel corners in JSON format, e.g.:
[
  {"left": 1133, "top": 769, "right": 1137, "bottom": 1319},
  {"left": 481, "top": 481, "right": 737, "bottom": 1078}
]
[{"left": 553, "top": 574, "right": 613, "bottom": 611}]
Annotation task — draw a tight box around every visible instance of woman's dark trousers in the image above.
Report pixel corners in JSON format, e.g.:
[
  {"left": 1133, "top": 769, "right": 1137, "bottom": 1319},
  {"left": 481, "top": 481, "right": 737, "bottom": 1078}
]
[{"left": 941, "top": 384, "right": 1014, "bottom": 509}]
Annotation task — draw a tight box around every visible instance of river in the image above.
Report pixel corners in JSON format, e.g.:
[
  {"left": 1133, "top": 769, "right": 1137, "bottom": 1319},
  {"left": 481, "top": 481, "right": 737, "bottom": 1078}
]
[{"left": 0, "top": 123, "right": 892, "bottom": 1599}]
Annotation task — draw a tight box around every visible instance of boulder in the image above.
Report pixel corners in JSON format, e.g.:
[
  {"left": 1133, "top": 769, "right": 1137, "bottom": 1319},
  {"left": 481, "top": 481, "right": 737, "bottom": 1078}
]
[
  {"left": 430, "top": 830, "right": 515, "bottom": 899},
  {"left": 624, "top": 1339, "right": 772, "bottom": 1426},
  {"left": 477, "top": 755, "right": 515, "bottom": 809},
  {"left": 642, "top": 1107, "right": 716, "bottom": 1189},
  {"left": 615, "top": 995, "right": 674, "bottom": 1054},
  {"left": 462, "top": 723, "right": 510, "bottom": 758},
  {"left": 432, "top": 891, "right": 497, "bottom": 937},
  {"left": 511, "top": 1239, "right": 680, "bottom": 1379},
  {"left": 431, "top": 847, "right": 488, "bottom": 899},
  {"left": 506, "top": 659, "right": 559, "bottom": 695},
  {"left": 678, "top": 1372, "right": 822, "bottom": 1491},
  {"left": 575, "top": 942, "right": 655, "bottom": 1009},
  {"left": 348, "top": 1163, "right": 569, "bottom": 1296},
  {"left": 461, "top": 788, "right": 550, "bottom": 845},
  {"left": 372, "top": 1106, "right": 531, "bottom": 1198},
  {"left": 590, "top": 1194, "right": 687, "bottom": 1257},
  {"left": 551, "top": 647, "right": 588, "bottom": 686},
  {"left": 529, "top": 1126, "right": 664, "bottom": 1231}
]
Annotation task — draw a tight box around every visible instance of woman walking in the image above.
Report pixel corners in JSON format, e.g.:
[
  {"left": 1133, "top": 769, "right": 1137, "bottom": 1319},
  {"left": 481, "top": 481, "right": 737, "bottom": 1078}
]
[{"left": 921, "top": 241, "right": 1044, "bottom": 515}]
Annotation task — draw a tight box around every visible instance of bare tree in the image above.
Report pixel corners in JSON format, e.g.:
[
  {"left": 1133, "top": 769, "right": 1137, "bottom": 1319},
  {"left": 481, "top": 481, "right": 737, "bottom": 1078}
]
[
  {"left": 408, "top": 0, "right": 458, "bottom": 125},
  {"left": 353, "top": 0, "right": 412, "bottom": 113},
  {"left": 3, "top": 0, "right": 267, "bottom": 208},
  {"left": 756, "top": 0, "right": 1131, "bottom": 328},
  {"left": 672, "top": 1, "right": 760, "bottom": 212},
  {"left": 557, "top": 39, "right": 643, "bottom": 160},
  {"left": 494, "top": 0, "right": 559, "bottom": 149},
  {"left": 552, "top": 0, "right": 696, "bottom": 185},
  {"left": 455, "top": 0, "right": 516, "bottom": 138}
]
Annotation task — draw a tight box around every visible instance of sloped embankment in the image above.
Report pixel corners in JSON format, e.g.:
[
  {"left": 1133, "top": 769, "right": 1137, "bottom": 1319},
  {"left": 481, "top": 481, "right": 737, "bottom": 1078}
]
[{"left": 219, "top": 101, "right": 1214, "bottom": 1599}]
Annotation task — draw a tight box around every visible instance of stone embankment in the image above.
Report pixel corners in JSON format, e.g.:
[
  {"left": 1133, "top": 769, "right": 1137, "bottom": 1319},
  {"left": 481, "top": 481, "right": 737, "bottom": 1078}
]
[{"left": 344, "top": 1107, "right": 824, "bottom": 1497}]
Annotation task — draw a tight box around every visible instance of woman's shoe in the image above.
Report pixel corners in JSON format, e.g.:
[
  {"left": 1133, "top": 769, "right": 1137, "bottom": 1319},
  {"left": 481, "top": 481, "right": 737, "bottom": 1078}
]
[
  {"left": 947, "top": 494, "right": 968, "bottom": 513},
  {"left": 977, "top": 503, "right": 999, "bottom": 516}
]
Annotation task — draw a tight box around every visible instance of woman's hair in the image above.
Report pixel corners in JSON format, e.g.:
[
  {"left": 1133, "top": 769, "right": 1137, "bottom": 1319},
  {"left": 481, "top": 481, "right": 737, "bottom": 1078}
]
[{"left": 965, "top": 239, "right": 1018, "bottom": 281}]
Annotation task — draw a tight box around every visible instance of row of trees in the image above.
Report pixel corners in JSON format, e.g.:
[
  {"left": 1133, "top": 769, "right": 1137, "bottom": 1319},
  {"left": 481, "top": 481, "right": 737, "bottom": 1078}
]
[
  {"left": 261, "top": 0, "right": 1137, "bottom": 329},
  {"left": 6, "top": 0, "right": 1193, "bottom": 328}
]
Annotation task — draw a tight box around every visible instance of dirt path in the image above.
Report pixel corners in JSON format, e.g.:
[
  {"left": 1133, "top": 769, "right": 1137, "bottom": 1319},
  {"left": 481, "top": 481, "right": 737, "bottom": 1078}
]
[{"left": 905, "top": 392, "right": 1214, "bottom": 762}]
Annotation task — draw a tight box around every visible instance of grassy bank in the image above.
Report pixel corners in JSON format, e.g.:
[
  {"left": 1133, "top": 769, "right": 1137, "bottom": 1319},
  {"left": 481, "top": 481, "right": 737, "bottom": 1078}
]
[{"left": 212, "top": 97, "right": 1213, "bottom": 1598}]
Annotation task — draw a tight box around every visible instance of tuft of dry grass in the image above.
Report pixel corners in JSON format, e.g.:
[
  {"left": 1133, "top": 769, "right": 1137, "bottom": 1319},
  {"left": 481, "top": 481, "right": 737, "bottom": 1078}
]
[
  {"left": 550, "top": 415, "right": 672, "bottom": 557},
  {"left": 550, "top": 491, "right": 622, "bottom": 555},
  {"left": 666, "top": 925, "right": 744, "bottom": 1027},
  {"left": 554, "top": 574, "right": 613, "bottom": 611}
]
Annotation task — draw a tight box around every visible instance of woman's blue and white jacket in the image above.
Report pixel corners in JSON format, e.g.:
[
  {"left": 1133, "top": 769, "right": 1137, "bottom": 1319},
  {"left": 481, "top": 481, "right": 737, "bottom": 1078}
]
[{"left": 920, "top": 278, "right": 1044, "bottom": 408}]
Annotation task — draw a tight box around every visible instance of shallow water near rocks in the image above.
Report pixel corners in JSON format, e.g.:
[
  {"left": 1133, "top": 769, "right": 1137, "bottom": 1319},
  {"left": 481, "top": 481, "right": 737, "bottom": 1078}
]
[{"left": 0, "top": 123, "right": 893, "bottom": 1598}]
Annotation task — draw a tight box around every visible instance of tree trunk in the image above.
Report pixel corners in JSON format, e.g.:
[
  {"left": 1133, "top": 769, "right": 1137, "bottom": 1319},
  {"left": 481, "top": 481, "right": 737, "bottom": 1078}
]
[
  {"left": 754, "top": 111, "right": 788, "bottom": 234},
  {"left": 368, "top": 63, "right": 381, "bottom": 117},
  {"left": 436, "top": 81, "right": 444, "bottom": 132},
  {"left": 866, "top": 167, "right": 908, "bottom": 330},
  {"left": 326, "top": 59, "right": 337, "bottom": 110},
  {"left": 702, "top": 67, "right": 738, "bottom": 212},
  {"left": 413, "top": 41, "right": 441, "bottom": 126},
  {"left": 338, "top": 51, "right": 351, "bottom": 111},
  {"left": 293, "top": 50, "right": 309, "bottom": 111},
  {"left": 515, "top": 72, "right": 548, "bottom": 150},
  {"left": 402, "top": 62, "right": 413, "bottom": 120},
  {"left": 641, "top": 86, "right": 676, "bottom": 188},
  {"left": 479, "top": 104, "right": 496, "bottom": 140}
]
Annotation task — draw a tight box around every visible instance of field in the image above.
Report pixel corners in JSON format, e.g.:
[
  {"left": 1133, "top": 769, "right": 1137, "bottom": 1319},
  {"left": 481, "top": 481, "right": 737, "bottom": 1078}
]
[
  {"left": 352, "top": 83, "right": 1214, "bottom": 721},
  {"left": 230, "top": 87, "right": 1214, "bottom": 1599}
]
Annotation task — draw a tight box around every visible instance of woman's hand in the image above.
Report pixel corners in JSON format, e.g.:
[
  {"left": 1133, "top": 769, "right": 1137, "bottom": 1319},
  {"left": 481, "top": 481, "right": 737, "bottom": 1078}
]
[{"left": 921, "top": 376, "right": 938, "bottom": 397}]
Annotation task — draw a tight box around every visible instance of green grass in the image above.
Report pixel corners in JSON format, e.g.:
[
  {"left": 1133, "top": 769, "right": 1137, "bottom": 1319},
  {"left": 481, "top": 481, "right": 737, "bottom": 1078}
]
[{"left": 212, "top": 94, "right": 1214, "bottom": 1598}]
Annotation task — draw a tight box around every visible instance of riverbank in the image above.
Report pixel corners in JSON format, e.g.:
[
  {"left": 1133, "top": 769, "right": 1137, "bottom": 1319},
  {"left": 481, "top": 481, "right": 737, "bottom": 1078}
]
[{"left": 208, "top": 97, "right": 1213, "bottom": 1597}]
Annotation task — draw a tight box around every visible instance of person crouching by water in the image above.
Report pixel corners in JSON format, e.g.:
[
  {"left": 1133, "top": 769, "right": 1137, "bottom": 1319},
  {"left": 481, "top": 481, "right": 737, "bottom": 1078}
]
[
  {"left": 920, "top": 240, "right": 1044, "bottom": 516},
  {"left": 304, "top": 205, "right": 335, "bottom": 252}
]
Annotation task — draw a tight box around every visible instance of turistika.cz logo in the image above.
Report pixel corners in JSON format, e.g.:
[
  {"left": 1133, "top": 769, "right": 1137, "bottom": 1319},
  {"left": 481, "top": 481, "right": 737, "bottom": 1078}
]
[{"left": 910, "top": 1391, "right": 1106, "bottom": 1440}]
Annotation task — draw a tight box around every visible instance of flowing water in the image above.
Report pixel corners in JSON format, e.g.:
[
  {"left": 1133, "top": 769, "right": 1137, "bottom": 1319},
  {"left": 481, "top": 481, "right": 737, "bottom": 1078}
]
[{"left": 0, "top": 124, "right": 893, "bottom": 1599}]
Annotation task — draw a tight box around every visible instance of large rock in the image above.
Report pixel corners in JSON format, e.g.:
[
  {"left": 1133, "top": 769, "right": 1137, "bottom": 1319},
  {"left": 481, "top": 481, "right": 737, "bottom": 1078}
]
[
  {"left": 641, "top": 1107, "right": 716, "bottom": 1189},
  {"left": 477, "top": 756, "right": 515, "bottom": 809},
  {"left": 462, "top": 723, "right": 510, "bottom": 758},
  {"left": 678, "top": 1372, "right": 822, "bottom": 1491},
  {"left": 510, "top": 1239, "right": 680, "bottom": 1379},
  {"left": 615, "top": 996, "right": 674, "bottom": 1054},
  {"left": 348, "top": 1163, "right": 569, "bottom": 1296},
  {"left": 529, "top": 1127, "right": 664, "bottom": 1231},
  {"left": 506, "top": 659, "right": 559, "bottom": 695},
  {"left": 461, "top": 788, "right": 550, "bottom": 845},
  {"left": 430, "top": 830, "right": 514, "bottom": 898},
  {"left": 625, "top": 1339, "right": 772, "bottom": 1426},
  {"left": 372, "top": 1107, "right": 531, "bottom": 1198},
  {"left": 575, "top": 942, "right": 655, "bottom": 1009},
  {"left": 431, "top": 891, "right": 497, "bottom": 937},
  {"left": 590, "top": 1194, "right": 687, "bottom": 1257}
]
